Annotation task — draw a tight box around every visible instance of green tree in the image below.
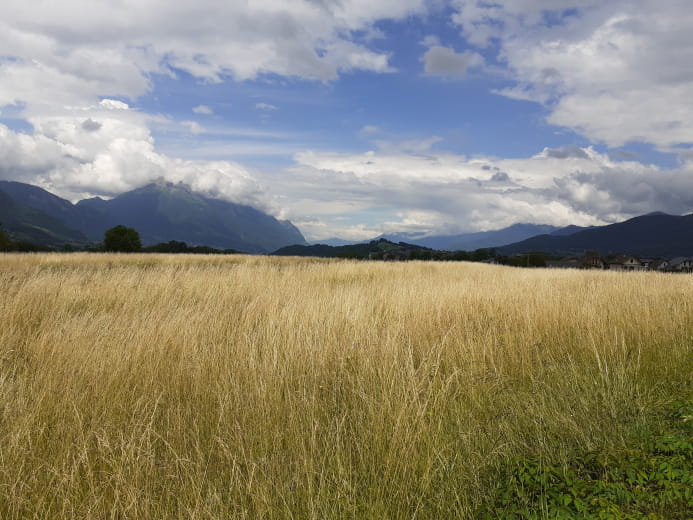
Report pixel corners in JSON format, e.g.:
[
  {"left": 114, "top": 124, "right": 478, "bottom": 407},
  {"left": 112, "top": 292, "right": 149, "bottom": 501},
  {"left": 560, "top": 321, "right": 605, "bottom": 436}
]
[
  {"left": 103, "top": 225, "right": 142, "bottom": 252},
  {"left": 0, "top": 222, "right": 13, "bottom": 251},
  {"left": 471, "top": 248, "right": 491, "bottom": 261}
]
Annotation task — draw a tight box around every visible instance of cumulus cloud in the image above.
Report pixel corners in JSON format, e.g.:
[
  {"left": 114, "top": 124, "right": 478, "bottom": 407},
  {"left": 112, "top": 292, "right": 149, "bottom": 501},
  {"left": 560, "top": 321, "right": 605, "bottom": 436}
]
[
  {"left": 99, "top": 99, "right": 130, "bottom": 111},
  {"left": 0, "top": 101, "right": 270, "bottom": 211},
  {"left": 421, "top": 45, "right": 483, "bottom": 79},
  {"left": 265, "top": 143, "right": 693, "bottom": 240},
  {"left": 0, "top": 0, "right": 428, "bottom": 113},
  {"left": 451, "top": 0, "right": 693, "bottom": 150},
  {"left": 539, "top": 146, "right": 591, "bottom": 160}
]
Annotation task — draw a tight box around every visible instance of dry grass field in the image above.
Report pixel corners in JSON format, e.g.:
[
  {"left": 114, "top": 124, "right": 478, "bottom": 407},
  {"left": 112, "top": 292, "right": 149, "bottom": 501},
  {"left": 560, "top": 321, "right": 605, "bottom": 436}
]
[{"left": 0, "top": 253, "right": 691, "bottom": 518}]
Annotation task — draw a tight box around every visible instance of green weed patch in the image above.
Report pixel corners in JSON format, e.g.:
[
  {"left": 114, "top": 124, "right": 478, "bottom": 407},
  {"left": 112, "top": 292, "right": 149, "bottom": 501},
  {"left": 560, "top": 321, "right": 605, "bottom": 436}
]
[{"left": 483, "top": 400, "right": 692, "bottom": 519}]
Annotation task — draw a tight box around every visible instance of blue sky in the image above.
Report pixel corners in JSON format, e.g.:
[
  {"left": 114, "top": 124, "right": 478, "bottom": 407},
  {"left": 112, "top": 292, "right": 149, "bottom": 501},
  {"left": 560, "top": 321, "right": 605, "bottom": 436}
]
[
  {"left": 1, "top": 1, "right": 692, "bottom": 240},
  {"left": 144, "top": 9, "right": 587, "bottom": 166}
]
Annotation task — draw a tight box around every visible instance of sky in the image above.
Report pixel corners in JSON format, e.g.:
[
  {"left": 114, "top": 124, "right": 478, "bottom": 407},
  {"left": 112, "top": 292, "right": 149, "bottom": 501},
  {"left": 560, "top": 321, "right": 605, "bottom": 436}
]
[{"left": 1, "top": 0, "right": 693, "bottom": 241}]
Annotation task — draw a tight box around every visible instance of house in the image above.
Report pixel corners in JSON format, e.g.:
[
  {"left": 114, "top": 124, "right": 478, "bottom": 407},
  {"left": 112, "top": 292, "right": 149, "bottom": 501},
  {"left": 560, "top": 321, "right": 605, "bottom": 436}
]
[
  {"left": 668, "top": 257, "right": 693, "bottom": 273},
  {"left": 581, "top": 253, "right": 605, "bottom": 270},
  {"left": 648, "top": 259, "right": 669, "bottom": 271},
  {"left": 546, "top": 254, "right": 605, "bottom": 269},
  {"left": 608, "top": 255, "right": 646, "bottom": 271}
]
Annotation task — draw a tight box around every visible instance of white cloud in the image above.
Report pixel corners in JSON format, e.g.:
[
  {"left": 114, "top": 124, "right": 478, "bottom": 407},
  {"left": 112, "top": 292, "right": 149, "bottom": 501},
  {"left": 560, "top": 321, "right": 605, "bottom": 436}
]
[
  {"left": 451, "top": 0, "right": 600, "bottom": 47},
  {"left": 255, "top": 102, "right": 278, "bottom": 111},
  {"left": 192, "top": 105, "right": 213, "bottom": 115},
  {"left": 421, "top": 45, "right": 483, "bottom": 79},
  {"left": 0, "top": 103, "right": 271, "bottom": 211},
  {"left": 266, "top": 143, "right": 693, "bottom": 240},
  {"left": 0, "top": 0, "right": 428, "bottom": 113},
  {"left": 99, "top": 99, "right": 130, "bottom": 111},
  {"left": 451, "top": 0, "right": 693, "bottom": 149}
]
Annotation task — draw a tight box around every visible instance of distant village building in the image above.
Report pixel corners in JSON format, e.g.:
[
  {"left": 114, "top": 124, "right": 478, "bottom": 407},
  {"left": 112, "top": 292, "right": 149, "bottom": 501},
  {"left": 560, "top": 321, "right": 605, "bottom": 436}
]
[
  {"left": 668, "top": 257, "right": 693, "bottom": 272},
  {"left": 608, "top": 256, "right": 646, "bottom": 271},
  {"left": 546, "top": 254, "right": 604, "bottom": 270},
  {"left": 582, "top": 253, "right": 605, "bottom": 270},
  {"left": 649, "top": 259, "right": 669, "bottom": 271},
  {"left": 517, "top": 250, "right": 693, "bottom": 273}
]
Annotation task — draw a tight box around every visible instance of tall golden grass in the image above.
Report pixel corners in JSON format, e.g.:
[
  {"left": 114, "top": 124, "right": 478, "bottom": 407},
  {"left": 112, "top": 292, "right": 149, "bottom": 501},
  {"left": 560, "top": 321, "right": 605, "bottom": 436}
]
[{"left": 0, "top": 253, "right": 690, "bottom": 518}]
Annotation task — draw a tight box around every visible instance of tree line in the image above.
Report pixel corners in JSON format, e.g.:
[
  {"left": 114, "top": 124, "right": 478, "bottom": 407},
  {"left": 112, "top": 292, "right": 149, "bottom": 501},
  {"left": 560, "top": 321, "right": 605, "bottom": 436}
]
[
  {"left": 0, "top": 223, "right": 239, "bottom": 255},
  {"left": 0, "top": 223, "right": 561, "bottom": 266}
]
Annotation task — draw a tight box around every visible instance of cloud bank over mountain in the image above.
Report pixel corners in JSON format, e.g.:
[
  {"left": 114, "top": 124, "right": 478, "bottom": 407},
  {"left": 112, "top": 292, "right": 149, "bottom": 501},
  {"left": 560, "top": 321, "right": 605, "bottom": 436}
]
[
  {"left": 1, "top": 1, "right": 692, "bottom": 240},
  {"left": 277, "top": 144, "right": 693, "bottom": 240},
  {"left": 0, "top": 101, "right": 268, "bottom": 211}
]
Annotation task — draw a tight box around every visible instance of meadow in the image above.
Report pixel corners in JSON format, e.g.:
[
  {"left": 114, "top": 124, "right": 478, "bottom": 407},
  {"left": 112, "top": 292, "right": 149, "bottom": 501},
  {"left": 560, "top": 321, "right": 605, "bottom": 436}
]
[{"left": 0, "top": 253, "right": 690, "bottom": 519}]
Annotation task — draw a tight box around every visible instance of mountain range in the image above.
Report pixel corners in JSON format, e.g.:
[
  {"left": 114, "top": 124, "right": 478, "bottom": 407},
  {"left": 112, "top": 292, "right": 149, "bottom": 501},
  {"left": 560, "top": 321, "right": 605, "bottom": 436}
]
[
  {"left": 314, "top": 223, "right": 596, "bottom": 250},
  {"left": 302, "top": 213, "right": 693, "bottom": 259},
  {"left": 378, "top": 224, "right": 564, "bottom": 250},
  {"left": 497, "top": 212, "right": 693, "bottom": 258},
  {"left": 2, "top": 179, "right": 692, "bottom": 258},
  {"left": 0, "top": 180, "right": 305, "bottom": 253}
]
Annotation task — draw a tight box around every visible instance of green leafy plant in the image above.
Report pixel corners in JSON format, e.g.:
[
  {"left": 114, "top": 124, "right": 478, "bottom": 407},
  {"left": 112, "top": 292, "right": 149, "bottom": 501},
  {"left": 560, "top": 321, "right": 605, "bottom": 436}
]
[{"left": 482, "top": 400, "right": 693, "bottom": 519}]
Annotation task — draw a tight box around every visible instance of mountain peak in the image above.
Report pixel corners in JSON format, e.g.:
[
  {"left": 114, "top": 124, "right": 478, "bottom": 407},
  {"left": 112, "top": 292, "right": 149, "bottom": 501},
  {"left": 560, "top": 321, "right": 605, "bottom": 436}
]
[
  {"left": 0, "top": 180, "right": 306, "bottom": 252},
  {"left": 144, "top": 178, "right": 194, "bottom": 194}
]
